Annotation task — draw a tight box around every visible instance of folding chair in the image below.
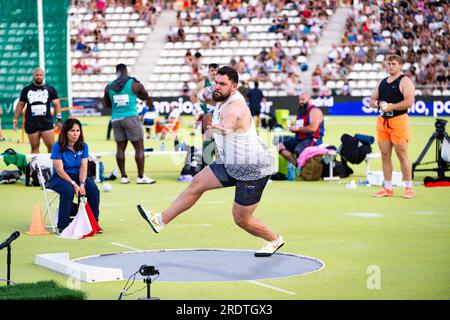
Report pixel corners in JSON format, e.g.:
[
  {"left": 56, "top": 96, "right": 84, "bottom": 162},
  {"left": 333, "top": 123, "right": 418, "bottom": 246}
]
[
  {"left": 155, "top": 111, "right": 181, "bottom": 140},
  {"left": 32, "top": 154, "right": 58, "bottom": 233}
]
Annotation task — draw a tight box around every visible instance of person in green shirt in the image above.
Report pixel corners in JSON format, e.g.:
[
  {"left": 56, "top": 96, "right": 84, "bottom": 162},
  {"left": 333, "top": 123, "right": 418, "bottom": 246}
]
[
  {"left": 190, "top": 63, "right": 219, "bottom": 166},
  {"left": 103, "top": 63, "right": 156, "bottom": 184}
]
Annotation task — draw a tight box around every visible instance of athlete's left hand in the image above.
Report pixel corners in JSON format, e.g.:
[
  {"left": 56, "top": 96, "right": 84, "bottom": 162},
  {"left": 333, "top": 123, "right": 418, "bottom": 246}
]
[{"left": 382, "top": 103, "right": 394, "bottom": 112}]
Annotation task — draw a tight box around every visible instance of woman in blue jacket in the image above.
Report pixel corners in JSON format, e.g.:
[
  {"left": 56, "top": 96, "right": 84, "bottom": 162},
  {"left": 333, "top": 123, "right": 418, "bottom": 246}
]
[{"left": 47, "top": 118, "right": 100, "bottom": 233}]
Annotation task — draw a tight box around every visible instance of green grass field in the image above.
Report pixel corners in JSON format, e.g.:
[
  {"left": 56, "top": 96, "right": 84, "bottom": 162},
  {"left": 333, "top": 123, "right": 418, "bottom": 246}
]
[{"left": 0, "top": 116, "right": 449, "bottom": 300}]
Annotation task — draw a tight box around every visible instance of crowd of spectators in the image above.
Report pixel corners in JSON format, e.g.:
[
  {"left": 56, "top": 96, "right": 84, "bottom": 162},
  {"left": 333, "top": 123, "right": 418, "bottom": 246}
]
[
  {"left": 70, "top": 0, "right": 161, "bottom": 75},
  {"left": 170, "top": 0, "right": 337, "bottom": 95},
  {"left": 316, "top": 0, "right": 449, "bottom": 96}
]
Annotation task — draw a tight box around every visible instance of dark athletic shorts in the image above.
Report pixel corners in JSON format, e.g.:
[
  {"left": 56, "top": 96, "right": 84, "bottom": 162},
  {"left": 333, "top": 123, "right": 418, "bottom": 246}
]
[
  {"left": 282, "top": 136, "right": 317, "bottom": 157},
  {"left": 250, "top": 106, "right": 261, "bottom": 117},
  {"left": 209, "top": 162, "right": 270, "bottom": 206},
  {"left": 25, "top": 116, "right": 54, "bottom": 134}
]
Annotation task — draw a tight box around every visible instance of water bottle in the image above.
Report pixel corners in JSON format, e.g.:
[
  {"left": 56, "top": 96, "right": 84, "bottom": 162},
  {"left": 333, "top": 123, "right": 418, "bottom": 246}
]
[
  {"left": 287, "top": 162, "right": 295, "bottom": 181},
  {"left": 99, "top": 161, "right": 105, "bottom": 182},
  {"left": 160, "top": 141, "right": 166, "bottom": 151}
]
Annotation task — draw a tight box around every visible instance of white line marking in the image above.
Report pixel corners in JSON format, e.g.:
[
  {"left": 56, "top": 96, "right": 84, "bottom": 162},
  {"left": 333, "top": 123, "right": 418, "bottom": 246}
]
[
  {"left": 247, "top": 280, "right": 296, "bottom": 295},
  {"left": 413, "top": 211, "right": 435, "bottom": 215},
  {"left": 345, "top": 213, "right": 383, "bottom": 218},
  {"left": 110, "top": 242, "right": 142, "bottom": 251}
]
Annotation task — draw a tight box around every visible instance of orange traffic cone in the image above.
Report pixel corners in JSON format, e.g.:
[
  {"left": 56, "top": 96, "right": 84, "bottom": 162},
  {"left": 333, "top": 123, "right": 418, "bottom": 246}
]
[{"left": 26, "top": 204, "right": 50, "bottom": 235}]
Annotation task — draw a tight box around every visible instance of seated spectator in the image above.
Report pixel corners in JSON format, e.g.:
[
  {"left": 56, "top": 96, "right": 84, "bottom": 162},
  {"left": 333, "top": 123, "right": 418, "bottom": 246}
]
[
  {"left": 177, "top": 26, "right": 186, "bottom": 42},
  {"left": 318, "top": 84, "right": 331, "bottom": 97},
  {"left": 341, "top": 79, "right": 351, "bottom": 96},
  {"left": 100, "top": 26, "right": 111, "bottom": 42},
  {"left": 166, "top": 28, "right": 177, "bottom": 43},
  {"left": 46, "top": 118, "right": 100, "bottom": 233},
  {"left": 75, "top": 37, "right": 87, "bottom": 51},
  {"left": 96, "top": 0, "right": 106, "bottom": 16},
  {"left": 255, "top": 66, "right": 270, "bottom": 82},
  {"left": 82, "top": 45, "right": 92, "bottom": 58},
  {"left": 184, "top": 49, "right": 193, "bottom": 65},
  {"left": 181, "top": 81, "right": 190, "bottom": 97},
  {"left": 92, "top": 57, "right": 103, "bottom": 75},
  {"left": 312, "top": 64, "right": 325, "bottom": 79},
  {"left": 220, "top": 5, "right": 232, "bottom": 25},
  {"left": 74, "top": 59, "right": 89, "bottom": 75},
  {"left": 200, "top": 33, "right": 211, "bottom": 49},
  {"left": 284, "top": 73, "right": 304, "bottom": 96},
  {"left": 192, "top": 51, "right": 203, "bottom": 69},
  {"left": 278, "top": 92, "right": 325, "bottom": 166},
  {"left": 237, "top": 57, "right": 247, "bottom": 74},
  {"left": 210, "top": 26, "right": 220, "bottom": 47},
  {"left": 230, "top": 24, "right": 242, "bottom": 40},
  {"left": 228, "top": 56, "right": 237, "bottom": 69},
  {"left": 311, "top": 75, "right": 321, "bottom": 95},
  {"left": 126, "top": 27, "right": 136, "bottom": 44},
  {"left": 91, "top": 42, "right": 100, "bottom": 57}
]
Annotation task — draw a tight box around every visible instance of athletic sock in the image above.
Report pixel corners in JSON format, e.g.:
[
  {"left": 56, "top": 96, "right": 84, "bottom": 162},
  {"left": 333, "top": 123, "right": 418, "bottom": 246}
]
[
  {"left": 404, "top": 181, "right": 412, "bottom": 188},
  {"left": 384, "top": 181, "right": 393, "bottom": 190},
  {"left": 157, "top": 214, "right": 166, "bottom": 227}
]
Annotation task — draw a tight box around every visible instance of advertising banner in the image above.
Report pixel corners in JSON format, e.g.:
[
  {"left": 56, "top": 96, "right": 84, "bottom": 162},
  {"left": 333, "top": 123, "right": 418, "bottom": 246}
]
[
  {"left": 68, "top": 95, "right": 449, "bottom": 118},
  {"left": 325, "top": 96, "right": 450, "bottom": 117}
]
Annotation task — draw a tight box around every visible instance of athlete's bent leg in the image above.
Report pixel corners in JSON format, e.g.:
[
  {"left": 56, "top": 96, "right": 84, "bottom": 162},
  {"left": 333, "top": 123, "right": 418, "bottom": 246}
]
[
  {"left": 232, "top": 202, "right": 278, "bottom": 242},
  {"left": 161, "top": 166, "right": 223, "bottom": 224}
]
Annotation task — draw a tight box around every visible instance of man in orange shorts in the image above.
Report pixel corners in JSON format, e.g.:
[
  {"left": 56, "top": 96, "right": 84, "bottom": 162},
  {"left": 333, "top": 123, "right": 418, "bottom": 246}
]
[{"left": 369, "top": 54, "right": 415, "bottom": 198}]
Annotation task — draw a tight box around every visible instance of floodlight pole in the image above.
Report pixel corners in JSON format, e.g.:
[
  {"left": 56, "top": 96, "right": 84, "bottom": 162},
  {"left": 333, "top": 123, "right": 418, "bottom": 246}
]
[
  {"left": 37, "top": 0, "right": 45, "bottom": 72},
  {"left": 66, "top": 8, "right": 73, "bottom": 111}
]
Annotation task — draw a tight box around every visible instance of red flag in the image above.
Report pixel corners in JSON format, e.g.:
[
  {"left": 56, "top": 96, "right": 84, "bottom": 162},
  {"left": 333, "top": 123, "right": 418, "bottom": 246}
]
[{"left": 81, "top": 202, "right": 101, "bottom": 238}]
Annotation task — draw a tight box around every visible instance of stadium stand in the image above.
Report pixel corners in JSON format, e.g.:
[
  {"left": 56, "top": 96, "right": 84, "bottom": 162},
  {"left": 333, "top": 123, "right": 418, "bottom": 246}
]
[
  {"left": 319, "top": 0, "right": 449, "bottom": 96},
  {"left": 69, "top": 0, "right": 160, "bottom": 98},
  {"left": 145, "top": 0, "right": 339, "bottom": 97},
  {"left": 65, "top": 0, "right": 447, "bottom": 99}
]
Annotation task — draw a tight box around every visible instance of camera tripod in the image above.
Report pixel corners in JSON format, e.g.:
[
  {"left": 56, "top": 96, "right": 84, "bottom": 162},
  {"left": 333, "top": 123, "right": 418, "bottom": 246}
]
[
  {"left": 138, "top": 276, "right": 160, "bottom": 300},
  {"left": 412, "top": 119, "right": 450, "bottom": 179}
]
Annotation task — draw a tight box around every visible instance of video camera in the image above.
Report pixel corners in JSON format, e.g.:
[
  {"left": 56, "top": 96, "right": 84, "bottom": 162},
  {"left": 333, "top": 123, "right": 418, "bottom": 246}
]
[
  {"left": 435, "top": 118, "right": 448, "bottom": 137},
  {"left": 139, "top": 265, "right": 159, "bottom": 277}
]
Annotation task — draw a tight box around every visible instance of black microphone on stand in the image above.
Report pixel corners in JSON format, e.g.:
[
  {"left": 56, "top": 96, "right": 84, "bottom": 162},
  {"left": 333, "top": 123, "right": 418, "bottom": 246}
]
[
  {"left": 1, "top": 231, "right": 20, "bottom": 286},
  {"left": 0, "top": 231, "right": 20, "bottom": 250}
]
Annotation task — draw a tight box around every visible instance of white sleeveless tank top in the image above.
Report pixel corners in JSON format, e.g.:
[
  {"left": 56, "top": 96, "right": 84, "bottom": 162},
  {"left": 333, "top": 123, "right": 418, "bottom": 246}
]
[{"left": 212, "top": 91, "right": 274, "bottom": 180}]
